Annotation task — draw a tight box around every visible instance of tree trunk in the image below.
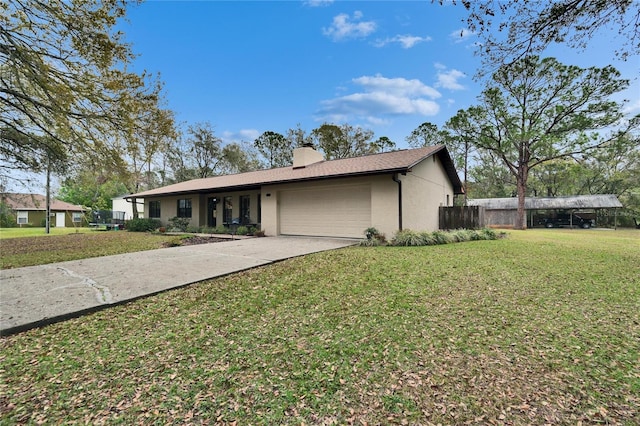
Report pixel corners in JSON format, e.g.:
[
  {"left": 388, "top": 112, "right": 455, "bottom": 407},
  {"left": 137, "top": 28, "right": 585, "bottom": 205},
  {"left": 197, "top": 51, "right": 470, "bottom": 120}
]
[
  {"left": 463, "top": 139, "right": 469, "bottom": 205},
  {"left": 131, "top": 196, "right": 139, "bottom": 219},
  {"left": 515, "top": 165, "right": 528, "bottom": 230},
  {"left": 45, "top": 162, "right": 51, "bottom": 234}
]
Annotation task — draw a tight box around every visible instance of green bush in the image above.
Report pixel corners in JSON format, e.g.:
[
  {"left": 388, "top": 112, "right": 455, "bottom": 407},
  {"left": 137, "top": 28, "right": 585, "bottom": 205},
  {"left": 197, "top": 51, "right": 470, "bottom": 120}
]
[
  {"left": 168, "top": 217, "right": 190, "bottom": 232},
  {"left": 481, "top": 228, "right": 498, "bottom": 240},
  {"left": 363, "top": 227, "right": 387, "bottom": 245},
  {"left": 391, "top": 229, "right": 427, "bottom": 246},
  {"left": 388, "top": 228, "right": 504, "bottom": 247},
  {"left": 419, "top": 231, "right": 437, "bottom": 245},
  {"left": 431, "top": 231, "right": 453, "bottom": 245},
  {"left": 212, "top": 225, "right": 229, "bottom": 234},
  {"left": 0, "top": 203, "right": 17, "bottom": 228},
  {"left": 126, "top": 218, "right": 161, "bottom": 232},
  {"left": 235, "top": 226, "right": 248, "bottom": 235}
]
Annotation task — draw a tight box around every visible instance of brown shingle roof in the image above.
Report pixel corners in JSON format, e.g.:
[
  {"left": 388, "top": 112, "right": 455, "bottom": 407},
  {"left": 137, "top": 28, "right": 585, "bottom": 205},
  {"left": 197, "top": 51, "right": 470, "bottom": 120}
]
[
  {"left": 1, "top": 193, "right": 86, "bottom": 212},
  {"left": 129, "top": 145, "right": 463, "bottom": 198}
]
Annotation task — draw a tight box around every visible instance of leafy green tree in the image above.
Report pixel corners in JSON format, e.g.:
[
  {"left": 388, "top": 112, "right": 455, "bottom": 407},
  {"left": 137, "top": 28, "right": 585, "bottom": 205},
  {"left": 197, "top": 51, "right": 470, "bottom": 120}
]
[
  {"left": 285, "top": 124, "right": 312, "bottom": 148},
  {"left": 451, "top": 0, "right": 639, "bottom": 67},
  {"left": 218, "top": 142, "right": 261, "bottom": 175},
  {"left": 443, "top": 110, "right": 481, "bottom": 204},
  {"left": 189, "top": 122, "right": 223, "bottom": 178},
  {"left": 254, "top": 131, "right": 292, "bottom": 168},
  {"left": 1, "top": 0, "right": 169, "bottom": 183},
  {"left": 468, "top": 151, "right": 516, "bottom": 199},
  {"left": 311, "top": 123, "right": 376, "bottom": 160},
  {"left": 371, "top": 136, "right": 396, "bottom": 153},
  {"left": 165, "top": 134, "right": 198, "bottom": 183},
  {"left": 58, "top": 171, "right": 129, "bottom": 211},
  {"left": 121, "top": 101, "right": 176, "bottom": 217},
  {"left": 463, "top": 56, "right": 636, "bottom": 229},
  {"left": 405, "top": 122, "right": 448, "bottom": 148}
]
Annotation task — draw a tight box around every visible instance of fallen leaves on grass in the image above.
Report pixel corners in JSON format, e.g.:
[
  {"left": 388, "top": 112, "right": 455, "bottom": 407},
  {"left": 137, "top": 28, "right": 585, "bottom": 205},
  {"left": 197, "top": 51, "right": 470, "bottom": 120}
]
[
  {"left": 1, "top": 230, "right": 639, "bottom": 424},
  {"left": 0, "top": 232, "right": 222, "bottom": 269}
]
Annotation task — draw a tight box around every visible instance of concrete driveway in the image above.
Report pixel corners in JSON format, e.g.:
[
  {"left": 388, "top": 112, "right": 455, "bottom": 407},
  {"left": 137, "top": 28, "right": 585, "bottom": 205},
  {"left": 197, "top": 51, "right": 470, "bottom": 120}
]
[{"left": 0, "top": 237, "right": 357, "bottom": 335}]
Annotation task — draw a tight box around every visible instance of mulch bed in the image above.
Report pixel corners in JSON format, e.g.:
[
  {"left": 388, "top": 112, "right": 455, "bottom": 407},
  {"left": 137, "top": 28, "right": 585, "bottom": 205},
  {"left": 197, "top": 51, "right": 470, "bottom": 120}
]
[{"left": 162, "top": 236, "right": 229, "bottom": 247}]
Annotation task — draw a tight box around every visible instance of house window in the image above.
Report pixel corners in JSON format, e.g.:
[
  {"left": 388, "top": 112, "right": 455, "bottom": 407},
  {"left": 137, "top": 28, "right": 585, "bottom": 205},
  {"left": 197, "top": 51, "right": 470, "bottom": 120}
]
[
  {"left": 257, "top": 194, "right": 261, "bottom": 224},
  {"left": 240, "top": 195, "right": 250, "bottom": 224},
  {"left": 17, "top": 211, "right": 28, "bottom": 225},
  {"left": 177, "top": 199, "right": 192, "bottom": 218},
  {"left": 72, "top": 212, "right": 83, "bottom": 223},
  {"left": 223, "top": 196, "right": 233, "bottom": 224},
  {"left": 149, "top": 201, "right": 161, "bottom": 218}
]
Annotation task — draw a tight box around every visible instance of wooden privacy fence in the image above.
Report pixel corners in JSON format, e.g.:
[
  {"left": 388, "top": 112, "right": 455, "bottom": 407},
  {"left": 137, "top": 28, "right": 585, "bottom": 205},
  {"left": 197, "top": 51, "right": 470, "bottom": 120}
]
[{"left": 439, "top": 206, "right": 485, "bottom": 229}]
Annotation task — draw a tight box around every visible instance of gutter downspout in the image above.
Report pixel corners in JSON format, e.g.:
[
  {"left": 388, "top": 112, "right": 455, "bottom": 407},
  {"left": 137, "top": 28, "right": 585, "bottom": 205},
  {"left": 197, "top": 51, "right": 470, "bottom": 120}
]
[{"left": 393, "top": 173, "right": 402, "bottom": 230}]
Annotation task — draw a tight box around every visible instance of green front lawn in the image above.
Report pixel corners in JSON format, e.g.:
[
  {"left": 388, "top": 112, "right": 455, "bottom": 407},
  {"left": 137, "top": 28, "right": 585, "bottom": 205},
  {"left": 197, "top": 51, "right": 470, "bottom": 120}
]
[
  {"left": 0, "top": 231, "right": 189, "bottom": 269},
  {"left": 1, "top": 229, "right": 639, "bottom": 424},
  {"left": 0, "top": 226, "right": 88, "bottom": 239}
]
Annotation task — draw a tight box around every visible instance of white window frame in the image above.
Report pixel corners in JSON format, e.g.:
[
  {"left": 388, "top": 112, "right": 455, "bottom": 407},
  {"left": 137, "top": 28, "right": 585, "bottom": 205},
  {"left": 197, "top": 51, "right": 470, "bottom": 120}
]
[
  {"left": 17, "top": 211, "right": 28, "bottom": 225},
  {"left": 72, "top": 212, "right": 83, "bottom": 223}
]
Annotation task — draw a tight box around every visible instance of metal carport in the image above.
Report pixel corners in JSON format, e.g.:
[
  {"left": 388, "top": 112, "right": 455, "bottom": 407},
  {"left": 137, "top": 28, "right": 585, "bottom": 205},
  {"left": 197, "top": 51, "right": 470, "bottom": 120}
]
[{"left": 467, "top": 194, "right": 624, "bottom": 229}]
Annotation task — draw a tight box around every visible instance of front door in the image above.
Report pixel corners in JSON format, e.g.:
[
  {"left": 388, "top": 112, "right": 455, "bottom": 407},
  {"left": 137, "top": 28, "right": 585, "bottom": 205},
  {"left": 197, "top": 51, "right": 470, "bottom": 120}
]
[
  {"left": 207, "top": 197, "right": 217, "bottom": 227},
  {"left": 55, "top": 212, "right": 66, "bottom": 227}
]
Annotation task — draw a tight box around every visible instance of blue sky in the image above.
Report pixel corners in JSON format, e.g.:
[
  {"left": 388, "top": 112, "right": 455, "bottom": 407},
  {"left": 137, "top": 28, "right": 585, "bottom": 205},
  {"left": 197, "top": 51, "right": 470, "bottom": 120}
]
[{"left": 121, "top": 1, "right": 639, "bottom": 151}]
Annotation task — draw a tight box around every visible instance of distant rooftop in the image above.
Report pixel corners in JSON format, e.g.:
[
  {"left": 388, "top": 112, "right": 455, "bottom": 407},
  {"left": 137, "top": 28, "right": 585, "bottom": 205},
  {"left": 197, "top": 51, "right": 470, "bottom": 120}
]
[
  {"left": 1, "top": 193, "right": 86, "bottom": 212},
  {"left": 467, "top": 195, "right": 623, "bottom": 210}
]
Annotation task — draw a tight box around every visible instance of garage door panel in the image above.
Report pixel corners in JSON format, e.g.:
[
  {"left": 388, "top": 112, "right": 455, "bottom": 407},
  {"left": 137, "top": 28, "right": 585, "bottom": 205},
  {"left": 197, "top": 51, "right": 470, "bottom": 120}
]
[{"left": 279, "top": 185, "right": 371, "bottom": 238}]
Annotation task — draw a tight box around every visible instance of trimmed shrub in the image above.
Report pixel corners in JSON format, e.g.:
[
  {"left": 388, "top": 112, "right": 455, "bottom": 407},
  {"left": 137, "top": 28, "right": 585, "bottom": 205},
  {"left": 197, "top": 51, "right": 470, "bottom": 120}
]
[
  {"left": 126, "top": 218, "right": 161, "bottom": 232},
  {"left": 168, "top": 217, "right": 190, "bottom": 232},
  {"left": 235, "top": 226, "right": 248, "bottom": 235}
]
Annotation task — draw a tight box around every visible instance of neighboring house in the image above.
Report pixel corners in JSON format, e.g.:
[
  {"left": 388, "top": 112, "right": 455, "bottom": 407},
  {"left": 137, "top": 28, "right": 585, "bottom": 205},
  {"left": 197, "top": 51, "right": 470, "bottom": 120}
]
[
  {"left": 1, "top": 193, "right": 87, "bottom": 228},
  {"left": 112, "top": 195, "right": 144, "bottom": 220},
  {"left": 467, "top": 194, "right": 623, "bottom": 228},
  {"left": 128, "top": 145, "right": 464, "bottom": 238}
]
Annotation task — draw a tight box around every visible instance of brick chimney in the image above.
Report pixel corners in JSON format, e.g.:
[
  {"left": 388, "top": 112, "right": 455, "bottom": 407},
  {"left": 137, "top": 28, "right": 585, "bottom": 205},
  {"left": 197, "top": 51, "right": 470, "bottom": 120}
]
[{"left": 292, "top": 145, "right": 324, "bottom": 168}]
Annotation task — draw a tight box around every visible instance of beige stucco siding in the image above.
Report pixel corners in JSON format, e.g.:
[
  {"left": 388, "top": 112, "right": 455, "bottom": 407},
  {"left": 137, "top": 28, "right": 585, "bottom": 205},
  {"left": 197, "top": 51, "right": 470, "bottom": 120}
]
[
  {"left": 400, "top": 154, "right": 454, "bottom": 231},
  {"left": 146, "top": 195, "right": 201, "bottom": 228},
  {"left": 260, "top": 175, "right": 400, "bottom": 238}
]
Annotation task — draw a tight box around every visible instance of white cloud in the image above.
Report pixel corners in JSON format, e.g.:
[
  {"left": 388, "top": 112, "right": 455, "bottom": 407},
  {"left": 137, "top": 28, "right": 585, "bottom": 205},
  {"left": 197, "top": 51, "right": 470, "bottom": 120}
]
[
  {"left": 304, "top": 0, "right": 334, "bottom": 6},
  {"left": 317, "top": 74, "right": 441, "bottom": 122},
  {"left": 450, "top": 28, "right": 475, "bottom": 43},
  {"left": 221, "top": 129, "right": 260, "bottom": 143},
  {"left": 374, "top": 34, "right": 432, "bottom": 49},
  {"left": 435, "top": 68, "right": 466, "bottom": 90},
  {"left": 322, "top": 11, "right": 376, "bottom": 41},
  {"left": 353, "top": 74, "right": 441, "bottom": 98},
  {"left": 623, "top": 97, "right": 640, "bottom": 115}
]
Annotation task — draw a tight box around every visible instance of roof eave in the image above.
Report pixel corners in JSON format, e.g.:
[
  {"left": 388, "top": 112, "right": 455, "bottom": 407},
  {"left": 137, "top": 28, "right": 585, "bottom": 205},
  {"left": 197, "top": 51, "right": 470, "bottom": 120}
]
[{"left": 126, "top": 167, "right": 415, "bottom": 199}]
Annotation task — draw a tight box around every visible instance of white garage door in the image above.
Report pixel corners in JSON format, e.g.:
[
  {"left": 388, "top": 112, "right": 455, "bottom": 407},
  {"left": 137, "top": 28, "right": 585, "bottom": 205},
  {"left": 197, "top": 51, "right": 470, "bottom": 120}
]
[{"left": 279, "top": 185, "right": 371, "bottom": 238}]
